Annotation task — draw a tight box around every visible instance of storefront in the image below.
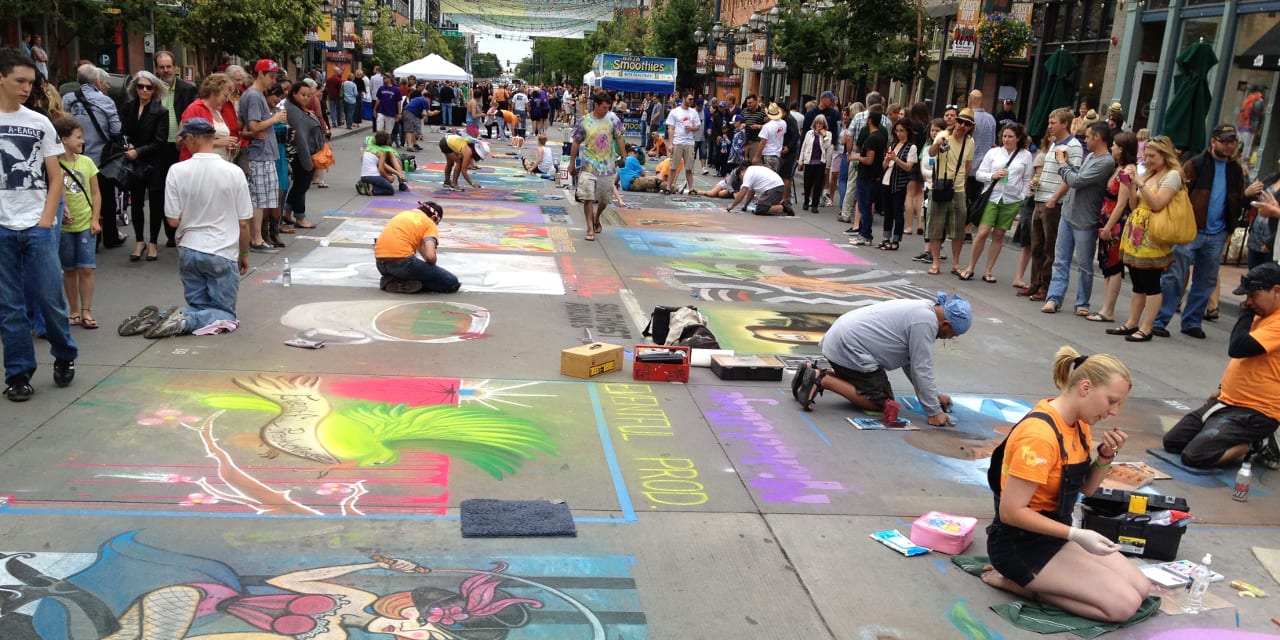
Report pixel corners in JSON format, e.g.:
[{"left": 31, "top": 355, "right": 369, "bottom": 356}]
[{"left": 1111, "top": 0, "right": 1278, "bottom": 176}]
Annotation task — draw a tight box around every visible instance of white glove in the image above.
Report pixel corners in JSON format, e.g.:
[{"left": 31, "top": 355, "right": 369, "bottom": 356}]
[{"left": 1068, "top": 527, "right": 1121, "bottom": 555}]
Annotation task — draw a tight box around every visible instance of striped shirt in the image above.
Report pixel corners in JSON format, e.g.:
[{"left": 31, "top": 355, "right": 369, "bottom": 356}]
[{"left": 1034, "top": 135, "right": 1083, "bottom": 203}]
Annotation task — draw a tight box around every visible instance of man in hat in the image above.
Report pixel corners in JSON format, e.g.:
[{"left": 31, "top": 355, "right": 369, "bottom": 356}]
[
  {"left": 804, "top": 90, "right": 841, "bottom": 136},
  {"left": 792, "top": 293, "right": 972, "bottom": 427},
  {"left": 128, "top": 118, "right": 252, "bottom": 339},
  {"left": 374, "top": 201, "right": 460, "bottom": 294},
  {"left": 924, "top": 107, "right": 976, "bottom": 275},
  {"left": 1163, "top": 262, "right": 1280, "bottom": 470},
  {"left": 995, "top": 98, "right": 1018, "bottom": 127},
  {"left": 664, "top": 92, "right": 702, "bottom": 194},
  {"left": 239, "top": 59, "right": 289, "bottom": 252},
  {"left": 754, "top": 102, "right": 788, "bottom": 172},
  {"left": 1153, "top": 124, "right": 1267, "bottom": 340}
]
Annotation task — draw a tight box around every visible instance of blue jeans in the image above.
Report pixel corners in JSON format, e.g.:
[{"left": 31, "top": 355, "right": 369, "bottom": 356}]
[
  {"left": 837, "top": 154, "right": 849, "bottom": 208},
  {"left": 361, "top": 175, "right": 396, "bottom": 196},
  {"left": 177, "top": 247, "right": 240, "bottom": 333},
  {"left": 0, "top": 225, "right": 77, "bottom": 383},
  {"left": 1046, "top": 218, "right": 1099, "bottom": 309},
  {"left": 376, "top": 256, "right": 461, "bottom": 293},
  {"left": 1156, "top": 230, "right": 1227, "bottom": 331},
  {"left": 442, "top": 102, "right": 454, "bottom": 126},
  {"left": 515, "top": 109, "right": 527, "bottom": 131},
  {"left": 328, "top": 98, "right": 344, "bottom": 126},
  {"left": 856, "top": 179, "right": 879, "bottom": 240},
  {"left": 344, "top": 101, "right": 356, "bottom": 127}
]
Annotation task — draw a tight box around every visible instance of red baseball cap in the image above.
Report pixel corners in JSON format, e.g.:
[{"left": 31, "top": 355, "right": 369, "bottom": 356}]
[{"left": 254, "top": 59, "right": 280, "bottom": 73}]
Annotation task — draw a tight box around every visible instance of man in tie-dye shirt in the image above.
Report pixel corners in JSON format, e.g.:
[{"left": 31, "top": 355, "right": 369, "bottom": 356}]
[{"left": 571, "top": 89, "right": 626, "bottom": 241}]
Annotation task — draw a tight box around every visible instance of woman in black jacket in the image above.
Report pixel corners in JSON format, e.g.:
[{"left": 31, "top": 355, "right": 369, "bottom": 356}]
[
  {"left": 121, "top": 70, "right": 171, "bottom": 261},
  {"left": 284, "top": 81, "right": 326, "bottom": 229}
]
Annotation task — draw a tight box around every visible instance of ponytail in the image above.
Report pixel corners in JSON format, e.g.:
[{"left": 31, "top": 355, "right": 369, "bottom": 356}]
[{"left": 1052, "top": 345, "right": 1131, "bottom": 394}]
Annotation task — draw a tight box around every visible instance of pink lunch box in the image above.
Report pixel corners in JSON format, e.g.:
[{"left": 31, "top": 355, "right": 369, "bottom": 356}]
[{"left": 909, "top": 511, "right": 978, "bottom": 554}]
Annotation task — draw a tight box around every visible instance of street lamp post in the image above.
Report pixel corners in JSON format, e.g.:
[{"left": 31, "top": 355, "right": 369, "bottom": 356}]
[
  {"left": 748, "top": 7, "right": 781, "bottom": 103},
  {"left": 707, "top": 22, "right": 751, "bottom": 102},
  {"left": 799, "top": 0, "right": 829, "bottom": 100}
]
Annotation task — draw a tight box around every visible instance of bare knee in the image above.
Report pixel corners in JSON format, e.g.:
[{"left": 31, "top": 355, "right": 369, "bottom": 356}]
[{"left": 1098, "top": 588, "right": 1143, "bottom": 623}]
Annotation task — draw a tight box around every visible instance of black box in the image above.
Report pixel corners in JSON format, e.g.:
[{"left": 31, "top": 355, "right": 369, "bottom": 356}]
[
  {"left": 1083, "top": 488, "right": 1189, "bottom": 517},
  {"left": 710, "top": 354, "right": 785, "bottom": 381},
  {"left": 1082, "top": 507, "right": 1187, "bottom": 561}
]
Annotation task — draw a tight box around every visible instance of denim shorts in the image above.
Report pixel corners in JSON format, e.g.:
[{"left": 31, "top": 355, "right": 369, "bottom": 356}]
[{"left": 60, "top": 229, "right": 96, "bottom": 270}]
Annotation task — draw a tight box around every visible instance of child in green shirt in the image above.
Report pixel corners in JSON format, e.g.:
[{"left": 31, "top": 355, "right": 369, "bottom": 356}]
[{"left": 53, "top": 115, "right": 101, "bottom": 330}]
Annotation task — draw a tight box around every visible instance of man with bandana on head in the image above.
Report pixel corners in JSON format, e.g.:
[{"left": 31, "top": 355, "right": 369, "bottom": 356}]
[
  {"left": 374, "top": 200, "right": 461, "bottom": 295},
  {"left": 792, "top": 293, "right": 972, "bottom": 427}
]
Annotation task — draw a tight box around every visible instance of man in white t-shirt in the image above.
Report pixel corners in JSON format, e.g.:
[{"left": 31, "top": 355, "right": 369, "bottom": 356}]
[
  {"left": 726, "top": 164, "right": 793, "bottom": 216},
  {"left": 664, "top": 92, "right": 702, "bottom": 193},
  {"left": 756, "top": 103, "right": 788, "bottom": 172},
  {"left": 136, "top": 118, "right": 253, "bottom": 339},
  {"left": 0, "top": 49, "right": 75, "bottom": 402},
  {"left": 511, "top": 88, "right": 529, "bottom": 137}
]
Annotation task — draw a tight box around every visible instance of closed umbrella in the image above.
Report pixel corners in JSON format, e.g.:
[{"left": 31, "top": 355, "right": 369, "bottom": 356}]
[
  {"left": 1162, "top": 40, "right": 1218, "bottom": 153},
  {"left": 1027, "top": 47, "right": 1076, "bottom": 140}
]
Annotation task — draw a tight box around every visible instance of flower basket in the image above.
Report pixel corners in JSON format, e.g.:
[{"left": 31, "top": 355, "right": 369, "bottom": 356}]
[{"left": 977, "top": 12, "right": 1032, "bottom": 63}]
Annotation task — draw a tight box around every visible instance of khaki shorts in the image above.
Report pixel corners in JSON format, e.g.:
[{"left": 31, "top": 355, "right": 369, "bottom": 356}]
[
  {"left": 762, "top": 155, "right": 780, "bottom": 171},
  {"left": 671, "top": 144, "right": 696, "bottom": 171},
  {"left": 576, "top": 171, "right": 614, "bottom": 203},
  {"left": 926, "top": 194, "right": 967, "bottom": 241}
]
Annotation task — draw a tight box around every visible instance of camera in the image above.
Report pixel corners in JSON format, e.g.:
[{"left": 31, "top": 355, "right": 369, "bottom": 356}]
[{"left": 939, "top": 142, "right": 951, "bottom": 154}]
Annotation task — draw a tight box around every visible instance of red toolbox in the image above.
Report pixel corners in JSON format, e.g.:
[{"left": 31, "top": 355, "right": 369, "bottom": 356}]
[{"left": 633, "top": 345, "right": 691, "bottom": 383}]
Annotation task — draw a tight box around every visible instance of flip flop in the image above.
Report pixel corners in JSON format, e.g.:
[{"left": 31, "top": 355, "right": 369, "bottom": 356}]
[
  {"left": 1074, "top": 307, "right": 1091, "bottom": 317},
  {"left": 796, "top": 366, "right": 824, "bottom": 411},
  {"left": 927, "top": 266, "right": 941, "bottom": 275},
  {"left": 957, "top": 270, "right": 974, "bottom": 281},
  {"left": 69, "top": 314, "right": 81, "bottom": 327},
  {"left": 1085, "top": 313, "right": 1114, "bottom": 323},
  {"left": 80, "top": 315, "right": 99, "bottom": 330},
  {"left": 983, "top": 274, "right": 997, "bottom": 283},
  {"left": 584, "top": 233, "right": 596, "bottom": 241},
  {"left": 950, "top": 267, "right": 962, "bottom": 276},
  {"left": 790, "top": 361, "right": 813, "bottom": 401}
]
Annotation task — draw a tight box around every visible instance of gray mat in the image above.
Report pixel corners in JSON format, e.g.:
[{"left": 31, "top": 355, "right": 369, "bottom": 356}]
[
  {"left": 1145, "top": 447, "right": 1218, "bottom": 476},
  {"left": 460, "top": 498, "right": 577, "bottom": 537}
]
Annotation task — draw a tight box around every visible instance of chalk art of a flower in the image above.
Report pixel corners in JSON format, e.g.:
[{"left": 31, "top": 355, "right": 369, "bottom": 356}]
[
  {"left": 180, "top": 492, "right": 220, "bottom": 506},
  {"left": 316, "top": 482, "right": 357, "bottom": 496},
  {"left": 427, "top": 606, "right": 469, "bottom": 625},
  {"left": 138, "top": 408, "right": 201, "bottom": 426}
]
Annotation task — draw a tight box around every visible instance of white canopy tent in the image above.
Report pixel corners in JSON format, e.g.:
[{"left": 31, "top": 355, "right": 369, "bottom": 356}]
[
  {"left": 393, "top": 54, "right": 472, "bottom": 82},
  {"left": 582, "top": 71, "right": 597, "bottom": 86}
]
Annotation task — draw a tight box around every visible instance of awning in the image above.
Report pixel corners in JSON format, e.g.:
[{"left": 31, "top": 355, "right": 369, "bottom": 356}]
[{"left": 1236, "top": 22, "right": 1280, "bottom": 70}]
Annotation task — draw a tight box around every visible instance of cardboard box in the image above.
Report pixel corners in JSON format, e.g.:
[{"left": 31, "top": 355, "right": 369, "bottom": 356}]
[
  {"left": 561, "top": 342, "right": 623, "bottom": 379},
  {"left": 710, "top": 354, "right": 785, "bottom": 381},
  {"left": 633, "top": 345, "right": 691, "bottom": 383}
]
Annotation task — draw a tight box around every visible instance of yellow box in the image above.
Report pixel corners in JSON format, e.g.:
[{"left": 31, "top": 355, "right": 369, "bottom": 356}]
[
  {"left": 561, "top": 342, "right": 624, "bottom": 379},
  {"left": 1127, "top": 494, "right": 1148, "bottom": 514}
]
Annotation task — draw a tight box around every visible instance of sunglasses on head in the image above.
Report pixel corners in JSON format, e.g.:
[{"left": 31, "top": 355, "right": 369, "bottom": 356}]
[{"left": 945, "top": 104, "right": 958, "bottom": 110}]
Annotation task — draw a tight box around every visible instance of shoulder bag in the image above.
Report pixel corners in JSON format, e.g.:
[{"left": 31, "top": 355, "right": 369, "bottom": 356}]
[
  {"left": 75, "top": 89, "right": 139, "bottom": 188},
  {"left": 967, "top": 150, "right": 1020, "bottom": 226},
  {"left": 1147, "top": 186, "right": 1196, "bottom": 245},
  {"left": 931, "top": 134, "right": 967, "bottom": 203}
]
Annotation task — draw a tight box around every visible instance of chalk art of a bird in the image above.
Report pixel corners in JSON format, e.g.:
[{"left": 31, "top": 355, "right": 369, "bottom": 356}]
[{"left": 217, "top": 374, "right": 557, "bottom": 479}]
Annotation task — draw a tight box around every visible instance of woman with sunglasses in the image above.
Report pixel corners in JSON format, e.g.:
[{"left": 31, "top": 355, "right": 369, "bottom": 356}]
[{"left": 121, "top": 71, "right": 170, "bottom": 262}]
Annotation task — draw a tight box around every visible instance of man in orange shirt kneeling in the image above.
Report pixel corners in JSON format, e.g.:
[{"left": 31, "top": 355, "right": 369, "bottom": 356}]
[
  {"left": 373, "top": 201, "right": 461, "bottom": 294},
  {"left": 1164, "top": 262, "right": 1280, "bottom": 469}
]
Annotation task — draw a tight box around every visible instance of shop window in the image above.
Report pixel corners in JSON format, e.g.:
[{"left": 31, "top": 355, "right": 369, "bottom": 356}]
[{"left": 1178, "top": 16, "right": 1220, "bottom": 50}]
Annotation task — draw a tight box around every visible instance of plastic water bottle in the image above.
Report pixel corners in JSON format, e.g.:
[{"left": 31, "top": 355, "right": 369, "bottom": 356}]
[
  {"left": 282, "top": 258, "right": 292, "bottom": 288},
  {"left": 1182, "top": 553, "right": 1212, "bottom": 614},
  {"left": 1233, "top": 460, "right": 1252, "bottom": 502}
]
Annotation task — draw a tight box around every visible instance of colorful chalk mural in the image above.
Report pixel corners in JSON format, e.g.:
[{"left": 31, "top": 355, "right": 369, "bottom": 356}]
[
  {"left": 634, "top": 262, "right": 937, "bottom": 306},
  {"left": 350, "top": 198, "right": 546, "bottom": 224},
  {"left": 326, "top": 219, "right": 573, "bottom": 253},
  {"left": 558, "top": 257, "right": 625, "bottom": 297},
  {"left": 0, "top": 371, "right": 649, "bottom": 518},
  {"left": 286, "top": 247, "right": 566, "bottom": 295},
  {"left": 699, "top": 307, "right": 840, "bottom": 354},
  {"left": 608, "top": 209, "right": 741, "bottom": 232},
  {"left": 616, "top": 230, "right": 868, "bottom": 265},
  {"left": 281, "top": 300, "right": 492, "bottom": 344},
  {"left": 416, "top": 187, "right": 541, "bottom": 203},
  {"left": 0, "top": 532, "right": 648, "bottom": 639}
]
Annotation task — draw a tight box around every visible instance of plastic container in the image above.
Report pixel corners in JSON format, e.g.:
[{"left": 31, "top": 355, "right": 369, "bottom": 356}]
[
  {"left": 633, "top": 345, "right": 690, "bottom": 383},
  {"left": 1081, "top": 505, "right": 1187, "bottom": 560},
  {"left": 1233, "top": 461, "right": 1252, "bottom": 502},
  {"left": 282, "top": 258, "right": 291, "bottom": 287},
  {"left": 909, "top": 511, "right": 977, "bottom": 555},
  {"left": 1183, "top": 554, "right": 1212, "bottom": 614}
]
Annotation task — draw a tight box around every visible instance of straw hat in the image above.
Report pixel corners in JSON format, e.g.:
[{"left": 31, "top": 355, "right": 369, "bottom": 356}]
[{"left": 765, "top": 103, "right": 784, "bottom": 120}]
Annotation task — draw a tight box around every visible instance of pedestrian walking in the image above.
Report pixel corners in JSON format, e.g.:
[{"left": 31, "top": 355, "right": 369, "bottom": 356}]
[{"left": 570, "top": 90, "right": 627, "bottom": 241}]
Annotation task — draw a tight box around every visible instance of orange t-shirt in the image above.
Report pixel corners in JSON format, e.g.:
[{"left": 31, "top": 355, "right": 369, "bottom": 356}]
[
  {"left": 374, "top": 210, "right": 438, "bottom": 259},
  {"left": 1219, "top": 312, "right": 1280, "bottom": 421},
  {"left": 1000, "top": 400, "right": 1093, "bottom": 514}
]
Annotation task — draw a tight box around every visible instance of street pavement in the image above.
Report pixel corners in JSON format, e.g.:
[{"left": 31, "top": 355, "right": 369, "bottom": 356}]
[{"left": 0, "top": 123, "right": 1275, "bottom": 640}]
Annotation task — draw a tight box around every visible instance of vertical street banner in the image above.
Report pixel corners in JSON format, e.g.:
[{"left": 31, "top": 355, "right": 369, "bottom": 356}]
[
  {"left": 697, "top": 46, "right": 708, "bottom": 74},
  {"left": 715, "top": 43, "right": 728, "bottom": 73},
  {"left": 751, "top": 33, "right": 767, "bottom": 71},
  {"left": 1009, "top": 3, "right": 1034, "bottom": 61},
  {"left": 949, "top": 0, "right": 980, "bottom": 59}
]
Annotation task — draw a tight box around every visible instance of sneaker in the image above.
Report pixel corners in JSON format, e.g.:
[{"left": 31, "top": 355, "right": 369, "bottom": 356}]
[
  {"left": 4, "top": 378, "right": 33, "bottom": 402},
  {"left": 911, "top": 251, "right": 932, "bottom": 263},
  {"left": 849, "top": 236, "right": 872, "bottom": 246},
  {"left": 144, "top": 309, "right": 189, "bottom": 339},
  {"left": 842, "top": 227, "right": 859, "bottom": 235},
  {"left": 53, "top": 359, "right": 74, "bottom": 388},
  {"left": 1252, "top": 436, "right": 1280, "bottom": 470},
  {"left": 117, "top": 305, "right": 162, "bottom": 336},
  {"left": 836, "top": 215, "right": 851, "bottom": 223},
  {"left": 701, "top": 168, "right": 709, "bottom": 175},
  {"left": 781, "top": 202, "right": 795, "bottom": 216},
  {"left": 382, "top": 278, "right": 423, "bottom": 294},
  {"left": 820, "top": 194, "right": 832, "bottom": 207}
]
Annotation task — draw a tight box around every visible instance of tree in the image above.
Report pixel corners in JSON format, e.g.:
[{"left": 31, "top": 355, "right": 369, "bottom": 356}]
[
  {"left": 582, "top": 15, "right": 647, "bottom": 62},
  {"left": 645, "top": 0, "right": 708, "bottom": 90},
  {"left": 176, "top": 0, "right": 319, "bottom": 66},
  {"left": 517, "top": 37, "right": 590, "bottom": 85},
  {"left": 773, "top": 0, "right": 921, "bottom": 92},
  {"left": 472, "top": 52, "right": 502, "bottom": 79},
  {"left": 442, "top": 34, "right": 468, "bottom": 66}
]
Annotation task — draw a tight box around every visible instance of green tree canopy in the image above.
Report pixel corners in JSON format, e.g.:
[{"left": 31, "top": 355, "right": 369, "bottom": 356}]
[
  {"left": 516, "top": 37, "right": 590, "bottom": 86},
  {"left": 472, "top": 52, "right": 502, "bottom": 79},
  {"left": 644, "top": 0, "right": 707, "bottom": 89},
  {"left": 176, "top": 0, "right": 319, "bottom": 67},
  {"left": 773, "top": 0, "right": 922, "bottom": 91}
]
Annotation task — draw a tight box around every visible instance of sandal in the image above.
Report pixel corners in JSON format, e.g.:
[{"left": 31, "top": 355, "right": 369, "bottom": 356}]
[
  {"left": 957, "top": 270, "right": 974, "bottom": 281},
  {"left": 796, "top": 366, "right": 825, "bottom": 411},
  {"left": 79, "top": 309, "right": 99, "bottom": 330},
  {"left": 790, "top": 361, "right": 814, "bottom": 401},
  {"left": 1041, "top": 301, "right": 1060, "bottom": 313},
  {"left": 1010, "top": 281, "right": 1028, "bottom": 289},
  {"left": 69, "top": 314, "right": 81, "bottom": 327},
  {"left": 585, "top": 233, "right": 596, "bottom": 241},
  {"left": 1125, "top": 330, "right": 1154, "bottom": 342},
  {"left": 1085, "top": 313, "right": 1114, "bottom": 323},
  {"left": 983, "top": 274, "right": 997, "bottom": 283},
  {"left": 294, "top": 220, "right": 316, "bottom": 229},
  {"left": 594, "top": 222, "right": 603, "bottom": 234},
  {"left": 1074, "top": 307, "right": 1091, "bottom": 317},
  {"left": 927, "top": 266, "right": 941, "bottom": 275},
  {"left": 1106, "top": 325, "right": 1139, "bottom": 335},
  {"left": 950, "top": 267, "right": 962, "bottom": 277},
  {"left": 884, "top": 241, "right": 899, "bottom": 251}
]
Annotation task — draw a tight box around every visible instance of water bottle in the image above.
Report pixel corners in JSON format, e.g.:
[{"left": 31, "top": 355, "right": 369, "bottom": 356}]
[
  {"left": 1182, "top": 553, "right": 1212, "bottom": 614},
  {"left": 282, "top": 258, "right": 292, "bottom": 288},
  {"left": 1233, "top": 460, "right": 1252, "bottom": 502}
]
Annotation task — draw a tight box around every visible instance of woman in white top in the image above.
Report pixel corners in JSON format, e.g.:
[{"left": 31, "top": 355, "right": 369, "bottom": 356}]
[
  {"left": 962, "top": 123, "right": 1033, "bottom": 282},
  {"left": 799, "top": 114, "right": 834, "bottom": 212}
]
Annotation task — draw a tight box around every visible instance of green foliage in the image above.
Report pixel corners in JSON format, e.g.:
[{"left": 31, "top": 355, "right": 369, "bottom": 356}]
[
  {"left": 645, "top": 0, "right": 708, "bottom": 88},
  {"left": 472, "top": 51, "right": 502, "bottom": 79},
  {"left": 773, "top": 0, "right": 922, "bottom": 86},
  {"left": 443, "top": 35, "right": 469, "bottom": 66},
  {"left": 517, "top": 38, "right": 590, "bottom": 86},
  {"left": 582, "top": 15, "right": 648, "bottom": 62},
  {"left": 176, "top": 0, "right": 319, "bottom": 65},
  {"left": 977, "top": 12, "right": 1032, "bottom": 63}
]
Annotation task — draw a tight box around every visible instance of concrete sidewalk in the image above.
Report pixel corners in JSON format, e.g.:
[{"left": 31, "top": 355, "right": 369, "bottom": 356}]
[{"left": 0, "top": 127, "right": 1274, "bottom": 640}]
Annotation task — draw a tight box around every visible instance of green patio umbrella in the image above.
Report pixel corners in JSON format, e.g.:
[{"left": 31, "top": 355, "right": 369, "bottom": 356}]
[
  {"left": 1162, "top": 40, "right": 1218, "bottom": 153},
  {"left": 1027, "top": 46, "right": 1076, "bottom": 140}
]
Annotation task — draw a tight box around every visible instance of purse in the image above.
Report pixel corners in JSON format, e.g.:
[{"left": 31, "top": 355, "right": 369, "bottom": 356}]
[
  {"left": 75, "top": 88, "right": 133, "bottom": 185},
  {"left": 1147, "top": 187, "right": 1197, "bottom": 245},
  {"left": 311, "top": 143, "right": 335, "bottom": 171},
  {"left": 930, "top": 134, "right": 967, "bottom": 203},
  {"left": 967, "top": 150, "right": 1021, "bottom": 226},
  {"left": 99, "top": 154, "right": 142, "bottom": 189}
]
